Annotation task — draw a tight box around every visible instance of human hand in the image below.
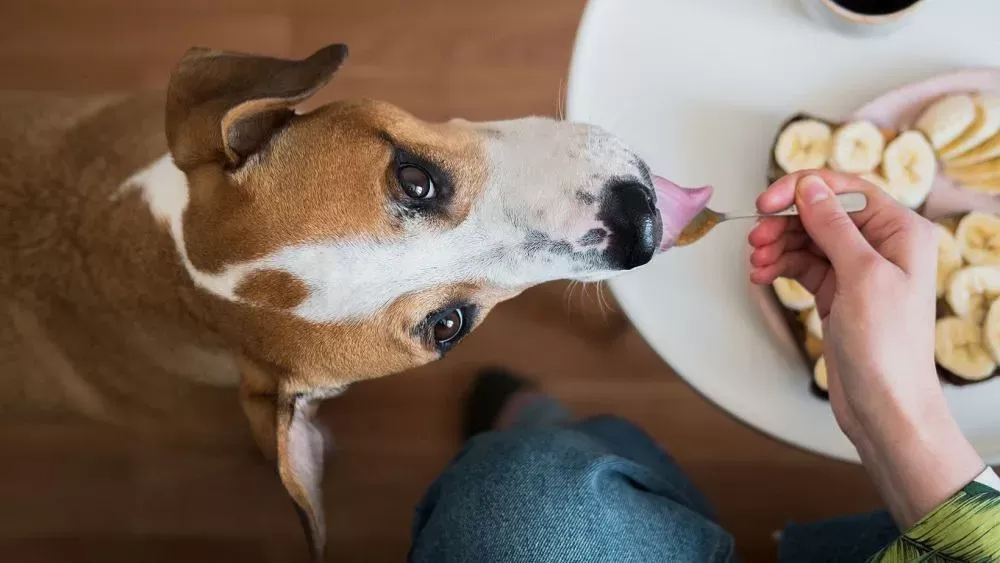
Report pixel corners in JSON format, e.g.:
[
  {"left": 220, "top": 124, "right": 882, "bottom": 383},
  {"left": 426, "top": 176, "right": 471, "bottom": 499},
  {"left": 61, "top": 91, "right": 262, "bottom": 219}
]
[
  {"left": 748, "top": 170, "right": 984, "bottom": 527},
  {"left": 749, "top": 170, "right": 939, "bottom": 439}
]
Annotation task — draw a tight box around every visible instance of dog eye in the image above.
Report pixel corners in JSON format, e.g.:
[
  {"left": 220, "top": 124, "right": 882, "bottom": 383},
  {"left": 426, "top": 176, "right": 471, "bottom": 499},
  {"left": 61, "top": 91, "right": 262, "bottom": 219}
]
[
  {"left": 398, "top": 165, "right": 435, "bottom": 199},
  {"left": 433, "top": 308, "right": 464, "bottom": 344}
]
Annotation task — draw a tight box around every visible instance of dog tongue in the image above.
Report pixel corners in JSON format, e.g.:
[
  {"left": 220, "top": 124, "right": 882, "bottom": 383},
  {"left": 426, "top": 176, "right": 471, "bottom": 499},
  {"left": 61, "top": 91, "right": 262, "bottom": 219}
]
[{"left": 653, "top": 175, "right": 713, "bottom": 251}]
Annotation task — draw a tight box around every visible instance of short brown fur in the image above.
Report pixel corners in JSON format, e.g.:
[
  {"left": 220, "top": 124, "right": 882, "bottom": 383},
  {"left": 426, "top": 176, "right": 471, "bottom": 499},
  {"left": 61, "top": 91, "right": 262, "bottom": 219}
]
[
  {"left": 1, "top": 45, "right": 505, "bottom": 561},
  {"left": 182, "top": 99, "right": 488, "bottom": 273},
  {"left": 235, "top": 270, "right": 310, "bottom": 310}
]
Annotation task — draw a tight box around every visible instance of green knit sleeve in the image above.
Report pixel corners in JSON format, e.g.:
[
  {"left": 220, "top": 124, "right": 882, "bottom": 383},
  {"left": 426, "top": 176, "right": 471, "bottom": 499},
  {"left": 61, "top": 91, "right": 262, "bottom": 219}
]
[{"left": 868, "top": 475, "right": 1000, "bottom": 563}]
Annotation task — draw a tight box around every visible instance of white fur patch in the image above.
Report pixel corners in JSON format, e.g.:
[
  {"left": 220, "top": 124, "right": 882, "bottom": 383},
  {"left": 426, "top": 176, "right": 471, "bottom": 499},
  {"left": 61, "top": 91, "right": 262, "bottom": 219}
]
[
  {"left": 122, "top": 155, "right": 249, "bottom": 301},
  {"left": 124, "top": 118, "right": 645, "bottom": 323}
]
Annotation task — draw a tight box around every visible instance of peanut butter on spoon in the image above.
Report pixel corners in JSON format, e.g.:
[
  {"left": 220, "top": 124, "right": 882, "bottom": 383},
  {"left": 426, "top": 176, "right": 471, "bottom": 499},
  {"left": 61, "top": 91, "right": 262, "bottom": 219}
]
[
  {"left": 652, "top": 176, "right": 713, "bottom": 251},
  {"left": 675, "top": 209, "right": 722, "bottom": 247},
  {"left": 673, "top": 192, "right": 868, "bottom": 247}
]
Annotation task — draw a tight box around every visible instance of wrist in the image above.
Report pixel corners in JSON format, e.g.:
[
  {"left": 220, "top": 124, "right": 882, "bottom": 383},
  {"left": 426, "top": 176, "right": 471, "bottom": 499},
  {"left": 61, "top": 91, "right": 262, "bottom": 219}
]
[
  {"left": 843, "top": 367, "right": 948, "bottom": 445},
  {"left": 850, "top": 389, "right": 984, "bottom": 527}
]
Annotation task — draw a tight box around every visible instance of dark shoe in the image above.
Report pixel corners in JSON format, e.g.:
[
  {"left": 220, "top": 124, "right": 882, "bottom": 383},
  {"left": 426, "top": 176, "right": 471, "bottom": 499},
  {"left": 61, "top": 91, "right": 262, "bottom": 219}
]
[{"left": 462, "top": 367, "right": 536, "bottom": 440}]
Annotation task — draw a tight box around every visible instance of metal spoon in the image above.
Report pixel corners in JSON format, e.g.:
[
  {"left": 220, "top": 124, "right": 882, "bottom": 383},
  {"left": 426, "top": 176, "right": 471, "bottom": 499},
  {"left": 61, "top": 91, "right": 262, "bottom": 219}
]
[{"left": 674, "top": 192, "right": 868, "bottom": 247}]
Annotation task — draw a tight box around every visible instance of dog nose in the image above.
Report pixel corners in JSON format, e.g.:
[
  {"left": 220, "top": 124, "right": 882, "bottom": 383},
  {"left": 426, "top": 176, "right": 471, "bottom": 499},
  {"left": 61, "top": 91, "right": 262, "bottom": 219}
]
[{"left": 600, "top": 181, "right": 662, "bottom": 270}]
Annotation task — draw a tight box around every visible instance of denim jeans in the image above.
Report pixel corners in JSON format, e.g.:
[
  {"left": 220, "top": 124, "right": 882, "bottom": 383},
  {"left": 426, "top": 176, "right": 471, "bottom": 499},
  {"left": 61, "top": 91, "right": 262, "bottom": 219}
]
[{"left": 409, "top": 415, "right": 897, "bottom": 562}]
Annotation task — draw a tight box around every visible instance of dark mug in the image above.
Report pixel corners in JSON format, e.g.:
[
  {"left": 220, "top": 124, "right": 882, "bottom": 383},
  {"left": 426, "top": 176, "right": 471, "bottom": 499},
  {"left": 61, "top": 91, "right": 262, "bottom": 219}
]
[{"left": 802, "top": 0, "right": 926, "bottom": 36}]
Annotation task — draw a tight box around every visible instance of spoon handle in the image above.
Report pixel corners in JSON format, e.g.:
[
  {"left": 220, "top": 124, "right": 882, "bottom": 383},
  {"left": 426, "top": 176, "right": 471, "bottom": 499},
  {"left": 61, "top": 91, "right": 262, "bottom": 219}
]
[{"left": 724, "top": 192, "right": 868, "bottom": 220}]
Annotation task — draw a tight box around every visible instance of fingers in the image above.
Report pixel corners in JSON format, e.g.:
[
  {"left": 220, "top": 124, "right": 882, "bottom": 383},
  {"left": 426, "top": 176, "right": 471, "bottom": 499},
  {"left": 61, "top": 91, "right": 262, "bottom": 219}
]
[
  {"left": 752, "top": 169, "right": 933, "bottom": 293},
  {"left": 794, "top": 174, "right": 880, "bottom": 272},
  {"left": 750, "top": 230, "right": 810, "bottom": 268},
  {"left": 757, "top": 169, "right": 896, "bottom": 223},
  {"left": 748, "top": 216, "right": 803, "bottom": 247},
  {"left": 750, "top": 250, "right": 830, "bottom": 297},
  {"left": 759, "top": 169, "right": 920, "bottom": 254}
]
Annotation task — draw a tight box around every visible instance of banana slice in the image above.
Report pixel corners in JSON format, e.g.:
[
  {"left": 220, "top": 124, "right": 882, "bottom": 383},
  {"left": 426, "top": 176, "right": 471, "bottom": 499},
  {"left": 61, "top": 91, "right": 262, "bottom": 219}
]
[
  {"left": 947, "top": 129, "right": 1000, "bottom": 167},
  {"left": 955, "top": 212, "right": 1000, "bottom": 265},
  {"left": 859, "top": 172, "right": 902, "bottom": 202},
  {"left": 804, "top": 331, "right": 824, "bottom": 361},
  {"left": 939, "top": 93, "right": 1000, "bottom": 160},
  {"left": 936, "top": 224, "right": 964, "bottom": 298},
  {"left": 813, "top": 356, "right": 829, "bottom": 393},
  {"left": 964, "top": 178, "right": 1000, "bottom": 195},
  {"left": 915, "top": 93, "right": 977, "bottom": 150},
  {"left": 935, "top": 316, "right": 997, "bottom": 382},
  {"left": 773, "top": 277, "right": 814, "bottom": 311},
  {"left": 946, "top": 156, "right": 1000, "bottom": 183},
  {"left": 797, "top": 307, "right": 824, "bottom": 359},
  {"left": 985, "top": 298, "right": 1000, "bottom": 365},
  {"left": 881, "top": 130, "right": 937, "bottom": 208},
  {"left": 946, "top": 266, "right": 1000, "bottom": 324},
  {"left": 774, "top": 119, "right": 832, "bottom": 174},
  {"left": 805, "top": 307, "right": 823, "bottom": 340},
  {"left": 829, "top": 120, "right": 885, "bottom": 174}
]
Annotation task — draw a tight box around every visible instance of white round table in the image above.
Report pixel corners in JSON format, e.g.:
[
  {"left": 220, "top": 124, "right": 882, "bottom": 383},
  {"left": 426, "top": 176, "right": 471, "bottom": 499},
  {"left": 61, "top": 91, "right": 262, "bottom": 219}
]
[{"left": 567, "top": 0, "right": 1000, "bottom": 463}]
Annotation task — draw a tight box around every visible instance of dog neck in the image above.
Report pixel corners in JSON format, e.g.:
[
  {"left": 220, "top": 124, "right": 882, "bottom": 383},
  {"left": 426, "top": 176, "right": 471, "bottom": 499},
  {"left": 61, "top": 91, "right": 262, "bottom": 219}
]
[{"left": 0, "top": 93, "right": 249, "bottom": 425}]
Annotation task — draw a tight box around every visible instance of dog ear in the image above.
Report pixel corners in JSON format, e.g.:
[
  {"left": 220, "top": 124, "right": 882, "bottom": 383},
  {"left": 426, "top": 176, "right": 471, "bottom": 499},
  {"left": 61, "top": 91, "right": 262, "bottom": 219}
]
[
  {"left": 277, "top": 393, "right": 327, "bottom": 563},
  {"left": 165, "top": 43, "right": 348, "bottom": 168},
  {"left": 239, "top": 362, "right": 329, "bottom": 562}
]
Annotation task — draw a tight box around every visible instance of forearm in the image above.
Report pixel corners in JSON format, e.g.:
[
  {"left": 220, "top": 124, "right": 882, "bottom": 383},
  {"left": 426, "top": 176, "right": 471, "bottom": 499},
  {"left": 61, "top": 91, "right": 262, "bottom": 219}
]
[{"left": 852, "top": 392, "right": 985, "bottom": 528}]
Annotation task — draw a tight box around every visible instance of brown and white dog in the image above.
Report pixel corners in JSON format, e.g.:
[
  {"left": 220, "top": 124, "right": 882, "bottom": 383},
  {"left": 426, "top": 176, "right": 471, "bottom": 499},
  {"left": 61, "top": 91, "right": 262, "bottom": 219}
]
[{"left": 0, "top": 44, "right": 710, "bottom": 559}]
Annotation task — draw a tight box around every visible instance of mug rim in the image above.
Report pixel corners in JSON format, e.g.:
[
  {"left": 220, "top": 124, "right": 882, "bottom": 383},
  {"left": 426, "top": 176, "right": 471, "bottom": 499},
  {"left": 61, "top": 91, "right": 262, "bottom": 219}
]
[{"left": 818, "top": 0, "right": 926, "bottom": 24}]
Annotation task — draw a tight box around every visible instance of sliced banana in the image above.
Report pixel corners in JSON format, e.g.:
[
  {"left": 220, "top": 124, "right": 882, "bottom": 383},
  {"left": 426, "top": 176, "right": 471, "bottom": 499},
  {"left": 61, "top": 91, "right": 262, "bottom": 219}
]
[
  {"left": 946, "top": 266, "right": 1000, "bottom": 324},
  {"left": 774, "top": 119, "right": 832, "bottom": 174},
  {"left": 964, "top": 178, "right": 1000, "bottom": 195},
  {"left": 939, "top": 93, "right": 1000, "bottom": 160},
  {"left": 881, "top": 130, "right": 937, "bottom": 208},
  {"left": 813, "top": 356, "right": 829, "bottom": 393},
  {"left": 805, "top": 307, "right": 823, "bottom": 340},
  {"left": 934, "top": 316, "right": 997, "bottom": 382},
  {"left": 936, "top": 224, "right": 964, "bottom": 298},
  {"left": 828, "top": 120, "right": 885, "bottom": 174},
  {"left": 945, "top": 156, "right": 1000, "bottom": 183},
  {"left": 955, "top": 212, "right": 1000, "bottom": 265},
  {"left": 915, "top": 93, "right": 977, "bottom": 150},
  {"left": 985, "top": 298, "right": 1000, "bottom": 365},
  {"left": 804, "top": 331, "right": 824, "bottom": 361},
  {"left": 773, "top": 277, "right": 814, "bottom": 311},
  {"left": 859, "top": 172, "right": 902, "bottom": 202},
  {"left": 947, "top": 129, "right": 1000, "bottom": 167}
]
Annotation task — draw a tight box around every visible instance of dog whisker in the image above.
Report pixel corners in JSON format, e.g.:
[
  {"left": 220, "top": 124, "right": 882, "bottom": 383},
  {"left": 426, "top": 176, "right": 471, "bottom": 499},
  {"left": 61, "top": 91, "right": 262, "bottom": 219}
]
[
  {"left": 595, "top": 281, "right": 612, "bottom": 320},
  {"left": 563, "top": 280, "right": 580, "bottom": 313},
  {"left": 556, "top": 79, "right": 566, "bottom": 122},
  {"left": 597, "top": 282, "right": 608, "bottom": 319}
]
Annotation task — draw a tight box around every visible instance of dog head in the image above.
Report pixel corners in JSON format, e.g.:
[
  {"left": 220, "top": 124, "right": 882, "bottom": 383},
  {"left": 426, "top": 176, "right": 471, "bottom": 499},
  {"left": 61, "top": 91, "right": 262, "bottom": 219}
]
[{"left": 157, "top": 44, "right": 710, "bottom": 559}]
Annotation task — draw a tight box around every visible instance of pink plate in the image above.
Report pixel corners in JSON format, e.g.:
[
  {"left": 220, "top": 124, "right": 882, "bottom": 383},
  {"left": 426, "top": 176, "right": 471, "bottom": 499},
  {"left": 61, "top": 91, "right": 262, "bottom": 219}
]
[{"left": 853, "top": 68, "right": 1000, "bottom": 219}]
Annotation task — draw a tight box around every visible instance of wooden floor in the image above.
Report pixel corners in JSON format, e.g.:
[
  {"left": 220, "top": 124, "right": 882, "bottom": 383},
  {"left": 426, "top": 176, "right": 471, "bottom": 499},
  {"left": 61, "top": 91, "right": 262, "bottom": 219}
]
[{"left": 0, "top": 1, "right": 890, "bottom": 561}]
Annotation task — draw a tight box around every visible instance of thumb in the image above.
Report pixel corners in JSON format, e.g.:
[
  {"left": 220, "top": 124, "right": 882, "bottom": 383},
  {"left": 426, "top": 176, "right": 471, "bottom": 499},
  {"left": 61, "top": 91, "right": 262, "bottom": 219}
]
[{"left": 795, "top": 174, "right": 876, "bottom": 271}]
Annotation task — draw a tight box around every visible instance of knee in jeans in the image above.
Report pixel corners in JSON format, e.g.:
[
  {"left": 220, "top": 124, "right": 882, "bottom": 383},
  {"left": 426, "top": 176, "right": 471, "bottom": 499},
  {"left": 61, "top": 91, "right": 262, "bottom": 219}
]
[
  {"left": 453, "top": 426, "right": 602, "bottom": 501},
  {"left": 466, "top": 425, "right": 592, "bottom": 468},
  {"left": 581, "top": 414, "right": 635, "bottom": 433},
  {"left": 414, "top": 426, "right": 653, "bottom": 561}
]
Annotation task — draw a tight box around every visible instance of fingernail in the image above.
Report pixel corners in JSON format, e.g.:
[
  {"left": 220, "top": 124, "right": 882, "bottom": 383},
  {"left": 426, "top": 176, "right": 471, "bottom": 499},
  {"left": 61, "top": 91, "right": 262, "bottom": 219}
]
[{"left": 797, "top": 175, "right": 830, "bottom": 204}]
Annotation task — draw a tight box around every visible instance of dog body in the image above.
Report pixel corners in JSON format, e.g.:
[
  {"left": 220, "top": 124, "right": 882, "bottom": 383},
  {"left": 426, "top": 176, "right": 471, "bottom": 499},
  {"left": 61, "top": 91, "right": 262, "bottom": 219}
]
[
  {"left": 0, "top": 91, "right": 241, "bottom": 423},
  {"left": 0, "top": 45, "right": 687, "bottom": 559}
]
